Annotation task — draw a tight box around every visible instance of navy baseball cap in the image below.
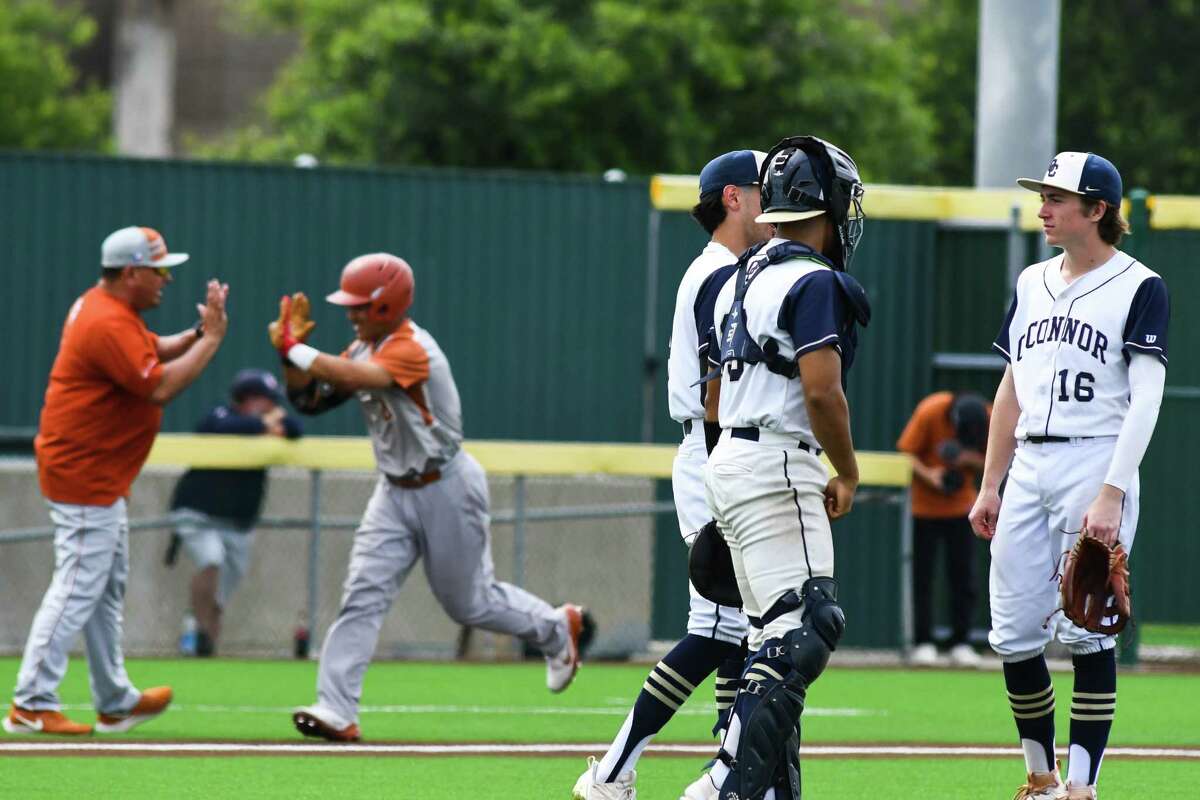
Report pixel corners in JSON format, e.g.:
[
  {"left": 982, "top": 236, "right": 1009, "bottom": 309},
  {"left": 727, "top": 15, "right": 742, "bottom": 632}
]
[
  {"left": 1017, "top": 152, "right": 1123, "bottom": 206},
  {"left": 230, "top": 368, "right": 283, "bottom": 403},
  {"left": 699, "top": 150, "right": 768, "bottom": 198}
]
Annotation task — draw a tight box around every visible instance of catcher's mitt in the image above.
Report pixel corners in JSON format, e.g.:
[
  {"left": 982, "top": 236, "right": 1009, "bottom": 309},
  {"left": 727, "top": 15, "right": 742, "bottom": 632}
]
[
  {"left": 1061, "top": 535, "right": 1131, "bottom": 634},
  {"left": 268, "top": 292, "right": 316, "bottom": 350},
  {"left": 688, "top": 520, "right": 742, "bottom": 608}
]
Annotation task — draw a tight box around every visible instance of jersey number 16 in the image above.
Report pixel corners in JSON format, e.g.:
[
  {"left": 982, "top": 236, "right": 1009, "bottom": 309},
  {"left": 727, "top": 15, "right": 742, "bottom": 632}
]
[{"left": 1056, "top": 369, "right": 1095, "bottom": 402}]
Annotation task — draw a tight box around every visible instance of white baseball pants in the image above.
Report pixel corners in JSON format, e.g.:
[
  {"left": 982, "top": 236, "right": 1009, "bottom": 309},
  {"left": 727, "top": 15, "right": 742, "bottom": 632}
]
[
  {"left": 989, "top": 437, "right": 1139, "bottom": 661},
  {"left": 704, "top": 431, "right": 834, "bottom": 649},
  {"left": 674, "top": 428, "right": 749, "bottom": 645}
]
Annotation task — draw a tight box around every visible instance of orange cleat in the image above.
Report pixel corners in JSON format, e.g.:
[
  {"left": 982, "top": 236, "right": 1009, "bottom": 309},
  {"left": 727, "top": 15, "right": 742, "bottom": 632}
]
[
  {"left": 2, "top": 704, "right": 93, "bottom": 736},
  {"left": 95, "top": 686, "right": 173, "bottom": 734},
  {"left": 292, "top": 706, "right": 362, "bottom": 742}
]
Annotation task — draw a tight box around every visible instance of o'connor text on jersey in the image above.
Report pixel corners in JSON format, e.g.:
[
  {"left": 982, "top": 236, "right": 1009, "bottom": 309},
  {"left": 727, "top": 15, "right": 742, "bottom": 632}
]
[{"left": 1014, "top": 316, "right": 1109, "bottom": 364}]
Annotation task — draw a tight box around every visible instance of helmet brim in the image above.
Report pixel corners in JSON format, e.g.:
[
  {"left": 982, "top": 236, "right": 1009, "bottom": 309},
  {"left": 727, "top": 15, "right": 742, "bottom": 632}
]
[
  {"left": 755, "top": 209, "right": 826, "bottom": 224},
  {"left": 325, "top": 289, "right": 372, "bottom": 307}
]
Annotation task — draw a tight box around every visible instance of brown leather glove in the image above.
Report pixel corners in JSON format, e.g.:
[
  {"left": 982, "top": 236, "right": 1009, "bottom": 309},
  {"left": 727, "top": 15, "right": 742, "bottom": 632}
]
[{"left": 1061, "top": 535, "right": 1132, "bottom": 634}]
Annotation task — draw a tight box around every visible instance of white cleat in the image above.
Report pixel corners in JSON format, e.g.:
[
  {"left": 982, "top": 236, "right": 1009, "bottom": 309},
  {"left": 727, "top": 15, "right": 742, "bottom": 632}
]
[
  {"left": 679, "top": 770, "right": 720, "bottom": 800},
  {"left": 907, "top": 642, "right": 939, "bottom": 666},
  {"left": 572, "top": 756, "right": 636, "bottom": 799},
  {"left": 949, "top": 643, "right": 982, "bottom": 668},
  {"left": 1013, "top": 762, "right": 1066, "bottom": 800},
  {"left": 547, "top": 604, "right": 591, "bottom": 693}
]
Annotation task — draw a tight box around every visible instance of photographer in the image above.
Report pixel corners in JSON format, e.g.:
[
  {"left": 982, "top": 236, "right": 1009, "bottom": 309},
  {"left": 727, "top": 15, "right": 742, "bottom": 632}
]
[{"left": 897, "top": 392, "right": 990, "bottom": 666}]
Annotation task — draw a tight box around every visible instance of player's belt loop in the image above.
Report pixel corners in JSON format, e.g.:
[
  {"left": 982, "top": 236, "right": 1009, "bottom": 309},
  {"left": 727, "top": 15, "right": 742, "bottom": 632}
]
[
  {"left": 730, "top": 426, "right": 822, "bottom": 456},
  {"left": 385, "top": 469, "right": 442, "bottom": 489}
]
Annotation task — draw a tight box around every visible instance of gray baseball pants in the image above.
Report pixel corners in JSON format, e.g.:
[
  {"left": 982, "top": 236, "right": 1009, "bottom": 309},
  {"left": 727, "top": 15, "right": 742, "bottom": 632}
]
[
  {"left": 12, "top": 499, "right": 140, "bottom": 714},
  {"left": 315, "top": 452, "right": 566, "bottom": 722}
]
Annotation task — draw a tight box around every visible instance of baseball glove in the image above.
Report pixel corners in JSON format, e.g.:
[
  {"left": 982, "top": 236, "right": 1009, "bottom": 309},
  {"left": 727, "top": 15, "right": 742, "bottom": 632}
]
[
  {"left": 1061, "top": 535, "right": 1131, "bottom": 634},
  {"left": 688, "top": 520, "right": 742, "bottom": 607},
  {"left": 269, "top": 292, "right": 316, "bottom": 350}
]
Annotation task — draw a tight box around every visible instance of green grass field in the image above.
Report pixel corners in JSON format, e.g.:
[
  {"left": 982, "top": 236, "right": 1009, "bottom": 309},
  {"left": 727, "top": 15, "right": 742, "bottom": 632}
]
[{"left": 1, "top": 656, "right": 1197, "bottom": 798}]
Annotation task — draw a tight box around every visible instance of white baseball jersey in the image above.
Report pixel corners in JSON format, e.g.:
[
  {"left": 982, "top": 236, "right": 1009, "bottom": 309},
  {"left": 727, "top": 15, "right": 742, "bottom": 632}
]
[
  {"left": 993, "top": 251, "right": 1169, "bottom": 438},
  {"left": 699, "top": 238, "right": 855, "bottom": 443},
  {"left": 343, "top": 319, "right": 463, "bottom": 478},
  {"left": 667, "top": 241, "right": 737, "bottom": 423}
]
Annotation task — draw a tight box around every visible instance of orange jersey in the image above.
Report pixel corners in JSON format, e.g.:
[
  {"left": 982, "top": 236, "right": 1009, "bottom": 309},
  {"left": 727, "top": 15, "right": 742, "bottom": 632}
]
[
  {"left": 896, "top": 392, "right": 988, "bottom": 519},
  {"left": 36, "top": 285, "right": 164, "bottom": 505}
]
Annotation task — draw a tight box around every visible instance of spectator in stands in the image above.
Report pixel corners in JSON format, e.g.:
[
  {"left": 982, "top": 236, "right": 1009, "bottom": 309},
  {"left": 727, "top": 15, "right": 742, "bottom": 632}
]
[{"left": 167, "top": 369, "right": 301, "bottom": 656}]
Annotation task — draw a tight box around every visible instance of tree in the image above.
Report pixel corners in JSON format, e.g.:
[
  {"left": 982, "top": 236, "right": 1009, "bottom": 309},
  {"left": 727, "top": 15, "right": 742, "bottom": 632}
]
[
  {"left": 0, "top": 1, "right": 110, "bottom": 151},
  {"left": 889, "top": 0, "right": 978, "bottom": 187},
  {"left": 1059, "top": 0, "right": 1200, "bottom": 194},
  {"left": 210, "top": 0, "right": 937, "bottom": 182},
  {"left": 892, "top": 0, "right": 1200, "bottom": 194}
]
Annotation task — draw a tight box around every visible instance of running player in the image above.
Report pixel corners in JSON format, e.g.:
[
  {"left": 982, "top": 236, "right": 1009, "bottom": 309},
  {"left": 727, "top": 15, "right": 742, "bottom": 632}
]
[
  {"left": 278, "top": 253, "right": 593, "bottom": 742},
  {"left": 969, "top": 152, "right": 1169, "bottom": 800}
]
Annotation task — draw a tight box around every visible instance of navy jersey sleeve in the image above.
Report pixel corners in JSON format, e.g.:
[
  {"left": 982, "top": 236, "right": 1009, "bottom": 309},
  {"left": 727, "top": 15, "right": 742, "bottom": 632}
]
[
  {"left": 993, "top": 291, "right": 1019, "bottom": 362},
  {"left": 1122, "top": 276, "right": 1169, "bottom": 365},
  {"left": 778, "top": 270, "right": 847, "bottom": 357},
  {"left": 694, "top": 265, "right": 737, "bottom": 368},
  {"left": 282, "top": 414, "right": 304, "bottom": 439},
  {"left": 197, "top": 405, "right": 267, "bottom": 435}
]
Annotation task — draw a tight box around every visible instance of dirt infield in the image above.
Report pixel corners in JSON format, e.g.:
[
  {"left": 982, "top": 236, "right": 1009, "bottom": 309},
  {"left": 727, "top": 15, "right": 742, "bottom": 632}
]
[{"left": 2, "top": 741, "right": 1198, "bottom": 759}]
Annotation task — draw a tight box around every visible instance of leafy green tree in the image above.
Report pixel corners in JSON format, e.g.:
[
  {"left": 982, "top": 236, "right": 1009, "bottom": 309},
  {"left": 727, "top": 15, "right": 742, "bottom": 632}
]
[
  {"left": 212, "top": 0, "right": 937, "bottom": 182},
  {"left": 893, "top": 0, "right": 1200, "bottom": 194},
  {"left": 1059, "top": 0, "right": 1200, "bottom": 194},
  {"left": 890, "top": 0, "right": 977, "bottom": 187},
  {"left": 0, "top": 1, "right": 109, "bottom": 150}
]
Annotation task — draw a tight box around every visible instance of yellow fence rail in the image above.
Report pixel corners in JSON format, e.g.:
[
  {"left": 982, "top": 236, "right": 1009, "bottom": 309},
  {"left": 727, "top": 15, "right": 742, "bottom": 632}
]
[{"left": 146, "top": 435, "right": 912, "bottom": 487}]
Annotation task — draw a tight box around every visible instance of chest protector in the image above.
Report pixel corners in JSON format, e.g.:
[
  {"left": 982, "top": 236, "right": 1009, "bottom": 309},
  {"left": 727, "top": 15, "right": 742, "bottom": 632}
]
[{"left": 708, "top": 241, "right": 871, "bottom": 384}]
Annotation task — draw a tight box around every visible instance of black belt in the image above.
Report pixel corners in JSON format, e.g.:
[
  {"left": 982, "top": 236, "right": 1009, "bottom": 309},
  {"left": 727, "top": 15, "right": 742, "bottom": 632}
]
[
  {"left": 683, "top": 419, "right": 694, "bottom": 435},
  {"left": 1025, "top": 435, "right": 1093, "bottom": 444},
  {"left": 385, "top": 469, "right": 441, "bottom": 489},
  {"left": 730, "top": 427, "right": 822, "bottom": 456}
]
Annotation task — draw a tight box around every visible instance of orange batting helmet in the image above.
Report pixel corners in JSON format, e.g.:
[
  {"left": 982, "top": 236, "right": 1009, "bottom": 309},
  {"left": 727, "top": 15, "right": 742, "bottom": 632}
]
[{"left": 325, "top": 253, "right": 414, "bottom": 323}]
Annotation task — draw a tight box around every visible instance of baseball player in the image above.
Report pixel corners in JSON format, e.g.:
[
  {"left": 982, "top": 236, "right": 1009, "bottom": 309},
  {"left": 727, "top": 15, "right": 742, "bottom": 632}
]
[
  {"left": 276, "top": 253, "right": 593, "bottom": 742},
  {"left": 969, "top": 152, "right": 1169, "bottom": 800},
  {"left": 573, "top": 150, "right": 767, "bottom": 800},
  {"left": 5, "top": 226, "right": 228, "bottom": 735},
  {"left": 683, "top": 136, "right": 869, "bottom": 800},
  {"left": 167, "top": 368, "right": 303, "bottom": 656}
]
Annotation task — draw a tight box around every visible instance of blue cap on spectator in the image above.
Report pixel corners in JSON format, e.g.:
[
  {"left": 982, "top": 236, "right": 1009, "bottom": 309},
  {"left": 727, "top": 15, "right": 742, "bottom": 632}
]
[
  {"left": 699, "top": 150, "right": 768, "bottom": 198},
  {"left": 230, "top": 368, "right": 283, "bottom": 403},
  {"left": 1017, "top": 152, "right": 1123, "bottom": 206}
]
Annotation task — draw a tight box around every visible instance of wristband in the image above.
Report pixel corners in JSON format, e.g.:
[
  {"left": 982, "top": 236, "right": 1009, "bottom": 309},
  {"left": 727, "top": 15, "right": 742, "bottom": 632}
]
[
  {"left": 192, "top": 321, "right": 204, "bottom": 339},
  {"left": 286, "top": 343, "right": 320, "bottom": 371},
  {"left": 704, "top": 420, "right": 721, "bottom": 456}
]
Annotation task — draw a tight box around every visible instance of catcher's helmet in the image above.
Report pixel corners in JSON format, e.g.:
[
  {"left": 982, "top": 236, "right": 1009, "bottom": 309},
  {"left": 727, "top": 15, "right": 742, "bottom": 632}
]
[
  {"left": 757, "top": 136, "right": 865, "bottom": 270},
  {"left": 325, "top": 253, "right": 414, "bottom": 323}
]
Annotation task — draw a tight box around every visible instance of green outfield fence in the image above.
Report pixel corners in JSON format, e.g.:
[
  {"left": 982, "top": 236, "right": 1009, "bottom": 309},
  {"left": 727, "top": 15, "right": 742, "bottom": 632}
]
[{"left": 2, "top": 152, "right": 1199, "bottom": 650}]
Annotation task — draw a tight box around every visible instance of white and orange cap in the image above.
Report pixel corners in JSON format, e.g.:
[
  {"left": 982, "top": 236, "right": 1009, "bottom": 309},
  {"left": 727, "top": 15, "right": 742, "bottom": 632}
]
[{"left": 101, "top": 226, "right": 189, "bottom": 268}]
